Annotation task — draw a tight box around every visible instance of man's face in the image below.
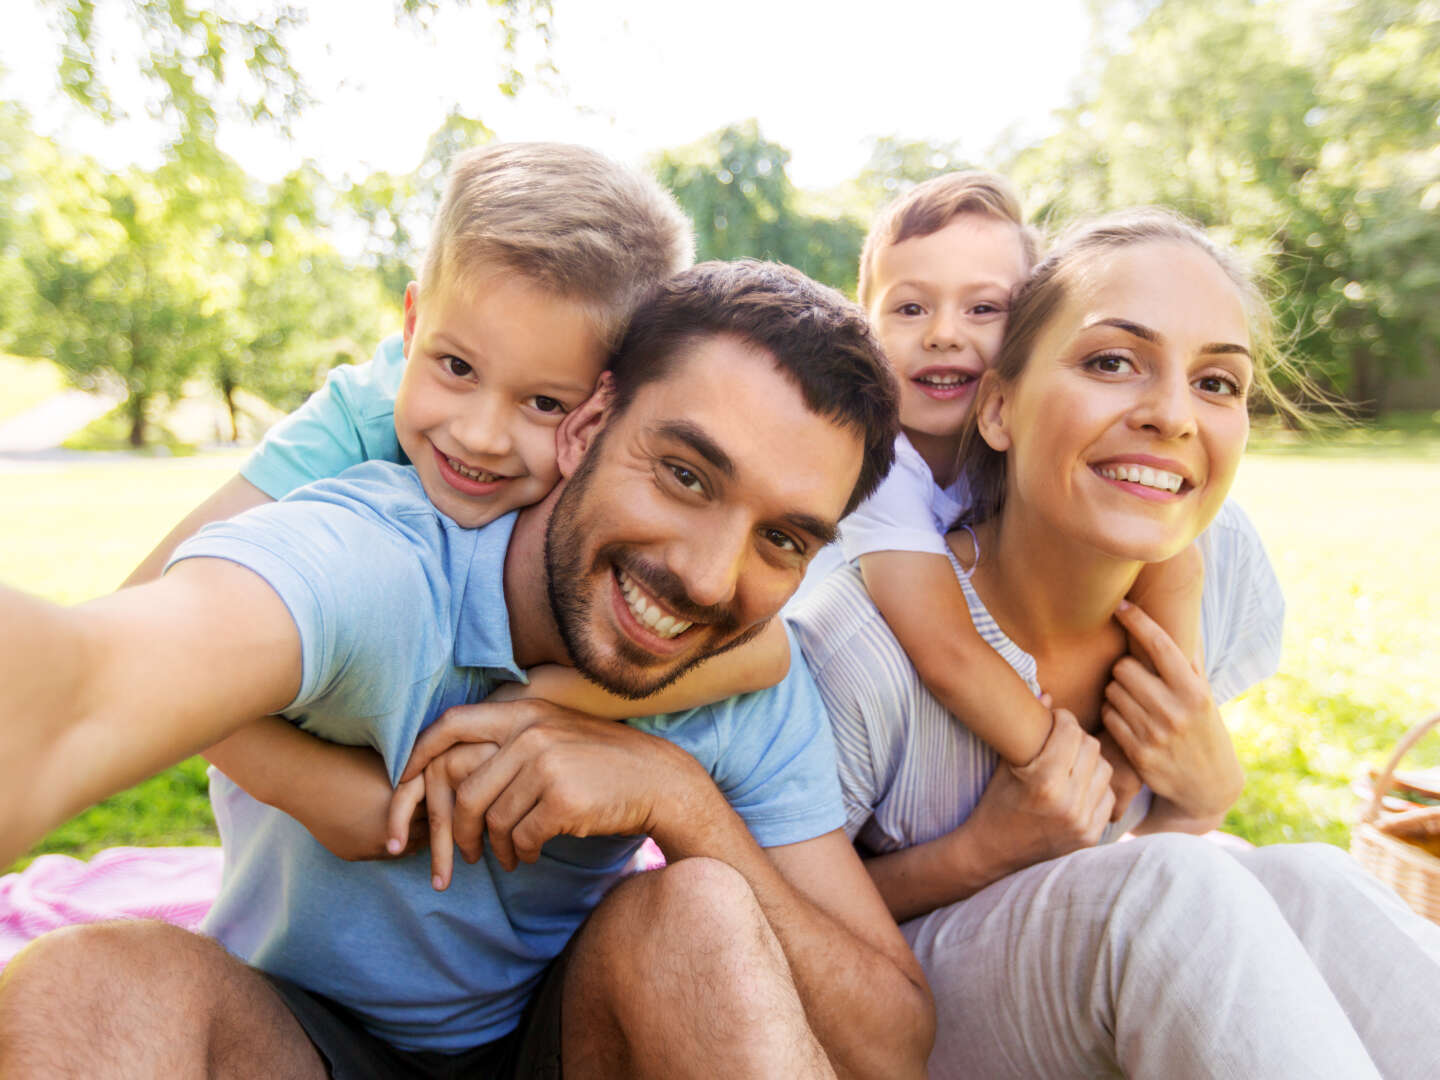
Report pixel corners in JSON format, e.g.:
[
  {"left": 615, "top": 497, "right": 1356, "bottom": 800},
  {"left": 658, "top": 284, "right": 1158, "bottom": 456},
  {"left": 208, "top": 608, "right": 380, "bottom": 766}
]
[{"left": 545, "top": 334, "right": 864, "bottom": 698}]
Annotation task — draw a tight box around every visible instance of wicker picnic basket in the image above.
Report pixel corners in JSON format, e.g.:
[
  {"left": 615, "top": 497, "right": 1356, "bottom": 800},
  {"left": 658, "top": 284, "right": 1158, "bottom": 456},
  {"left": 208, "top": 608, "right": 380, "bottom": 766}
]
[{"left": 1351, "top": 710, "right": 1440, "bottom": 925}]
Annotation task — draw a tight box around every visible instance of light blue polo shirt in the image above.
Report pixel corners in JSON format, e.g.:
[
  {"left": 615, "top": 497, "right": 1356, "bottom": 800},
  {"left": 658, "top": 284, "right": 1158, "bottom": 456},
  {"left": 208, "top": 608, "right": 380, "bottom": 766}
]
[
  {"left": 169, "top": 462, "right": 844, "bottom": 1053},
  {"left": 241, "top": 334, "right": 409, "bottom": 499}
]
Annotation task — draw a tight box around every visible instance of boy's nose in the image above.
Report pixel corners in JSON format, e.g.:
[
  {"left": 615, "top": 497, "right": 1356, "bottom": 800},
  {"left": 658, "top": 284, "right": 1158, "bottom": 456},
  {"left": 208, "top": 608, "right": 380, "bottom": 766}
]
[
  {"left": 453, "top": 394, "right": 514, "bottom": 458},
  {"left": 923, "top": 311, "right": 966, "bottom": 352}
]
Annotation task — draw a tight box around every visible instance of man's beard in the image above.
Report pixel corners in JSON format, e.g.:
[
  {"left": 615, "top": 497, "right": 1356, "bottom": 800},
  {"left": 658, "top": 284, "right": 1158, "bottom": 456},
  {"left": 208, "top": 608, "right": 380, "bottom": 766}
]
[{"left": 543, "top": 443, "right": 767, "bottom": 701}]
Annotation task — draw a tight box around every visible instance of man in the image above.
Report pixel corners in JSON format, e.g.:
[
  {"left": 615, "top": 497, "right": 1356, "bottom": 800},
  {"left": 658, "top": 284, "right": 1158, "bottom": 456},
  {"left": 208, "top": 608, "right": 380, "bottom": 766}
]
[{"left": 0, "top": 262, "right": 932, "bottom": 1078}]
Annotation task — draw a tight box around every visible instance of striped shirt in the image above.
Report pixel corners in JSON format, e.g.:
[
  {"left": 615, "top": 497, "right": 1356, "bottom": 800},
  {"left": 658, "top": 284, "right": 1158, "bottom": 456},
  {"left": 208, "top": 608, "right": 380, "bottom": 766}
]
[{"left": 788, "top": 498, "right": 1284, "bottom": 851}]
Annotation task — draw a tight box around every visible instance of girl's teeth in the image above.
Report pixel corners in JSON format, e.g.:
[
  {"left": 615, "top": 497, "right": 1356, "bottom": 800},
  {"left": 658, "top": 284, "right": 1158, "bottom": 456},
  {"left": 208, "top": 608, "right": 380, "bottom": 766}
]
[
  {"left": 1098, "top": 464, "right": 1184, "bottom": 493},
  {"left": 616, "top": 570, "right": 692, "bottom": 640}
]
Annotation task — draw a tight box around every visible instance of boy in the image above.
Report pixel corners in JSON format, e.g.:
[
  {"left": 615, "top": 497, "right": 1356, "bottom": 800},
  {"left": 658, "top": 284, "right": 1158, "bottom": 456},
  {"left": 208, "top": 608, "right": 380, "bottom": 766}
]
[{"left": 123, "top": 141, "right": 709, "bottom": 859}]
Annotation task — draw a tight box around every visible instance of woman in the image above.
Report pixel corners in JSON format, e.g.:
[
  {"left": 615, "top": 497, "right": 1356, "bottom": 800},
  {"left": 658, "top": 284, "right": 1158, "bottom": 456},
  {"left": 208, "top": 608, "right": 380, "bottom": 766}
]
[{"left": 790, "top": 209, "right": 1440, "bottom": 1078}]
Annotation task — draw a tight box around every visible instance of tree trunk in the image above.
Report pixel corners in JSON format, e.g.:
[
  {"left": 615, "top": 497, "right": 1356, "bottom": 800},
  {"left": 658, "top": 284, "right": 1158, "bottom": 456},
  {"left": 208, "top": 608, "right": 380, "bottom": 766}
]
[
  {"left": 127, "top": 393, "right": 148, "bottom": 448},
  {"left": 221, "top": 373, "right": 240, "bottom": 443}
]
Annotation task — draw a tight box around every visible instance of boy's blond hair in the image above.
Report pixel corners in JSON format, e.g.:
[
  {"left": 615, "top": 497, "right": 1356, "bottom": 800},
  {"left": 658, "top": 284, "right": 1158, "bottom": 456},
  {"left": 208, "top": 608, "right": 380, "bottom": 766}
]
[
  {"left": 857, "top": 171, "right": 1041, "bottom": 309},
  {"left": 421, "top": 142, "right": 694, "bottom": 348}
]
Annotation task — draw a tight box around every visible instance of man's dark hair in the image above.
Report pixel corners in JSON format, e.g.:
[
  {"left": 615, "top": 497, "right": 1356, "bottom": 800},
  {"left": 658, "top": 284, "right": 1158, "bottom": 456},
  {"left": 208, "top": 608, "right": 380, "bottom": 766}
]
[{"left": 607, "top": 259, "right": 899, "bottom": 514}]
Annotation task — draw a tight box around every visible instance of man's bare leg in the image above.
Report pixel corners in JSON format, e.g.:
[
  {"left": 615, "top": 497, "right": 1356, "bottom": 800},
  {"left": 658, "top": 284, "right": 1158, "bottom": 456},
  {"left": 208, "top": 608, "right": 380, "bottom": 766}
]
[
  {"left": 561, "top": 857, "right": 836, "bottom": 1080},
  {"left": 0, "top": 920, "right": 326, "bottom": 1079}
]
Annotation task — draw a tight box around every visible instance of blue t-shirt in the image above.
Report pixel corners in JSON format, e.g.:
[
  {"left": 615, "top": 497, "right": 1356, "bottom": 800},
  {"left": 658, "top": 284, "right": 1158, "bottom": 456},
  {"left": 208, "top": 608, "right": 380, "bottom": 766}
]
[
  {"left": 241, "top": 334, "right": 409, "bottom": 498},
  {"left": 170, "top": 462, "right": 843, "bottom": 1052}
]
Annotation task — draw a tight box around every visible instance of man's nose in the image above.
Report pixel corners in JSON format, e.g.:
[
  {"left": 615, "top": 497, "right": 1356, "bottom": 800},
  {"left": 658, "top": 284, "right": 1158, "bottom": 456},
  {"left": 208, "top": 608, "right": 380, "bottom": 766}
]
[{"left": 668, "top": 513, "right": 748, "bottom": 611}]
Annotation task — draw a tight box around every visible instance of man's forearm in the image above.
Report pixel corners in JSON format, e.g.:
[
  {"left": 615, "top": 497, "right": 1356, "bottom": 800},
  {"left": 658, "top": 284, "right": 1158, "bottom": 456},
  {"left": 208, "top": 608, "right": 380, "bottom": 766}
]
[{"left": 651, "top": 768, "right": 934, "bottom": 1080}]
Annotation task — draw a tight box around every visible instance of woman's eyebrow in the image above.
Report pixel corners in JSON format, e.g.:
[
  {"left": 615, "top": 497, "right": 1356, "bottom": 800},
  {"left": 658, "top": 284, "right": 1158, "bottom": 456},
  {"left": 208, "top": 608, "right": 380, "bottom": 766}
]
[{"left": 1086, "top": 317, "right": 1251, "bottom": 357}]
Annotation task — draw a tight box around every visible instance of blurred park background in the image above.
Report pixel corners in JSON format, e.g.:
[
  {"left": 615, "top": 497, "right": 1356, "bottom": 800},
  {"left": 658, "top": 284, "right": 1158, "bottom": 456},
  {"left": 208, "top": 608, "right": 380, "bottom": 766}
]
[{"left": 1, "top": 0, "right": 1437, "bottom": 870}]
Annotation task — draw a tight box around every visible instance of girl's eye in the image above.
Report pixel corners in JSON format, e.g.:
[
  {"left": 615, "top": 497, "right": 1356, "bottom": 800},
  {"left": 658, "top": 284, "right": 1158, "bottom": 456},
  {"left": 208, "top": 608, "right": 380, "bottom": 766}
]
[
  {"left": 530, "top": 395, "right": 566, "bottom": 414},
  {"left": 444, "top": 356, "right": 473, "bottom": 378},
  {"left": 971, "top": 302, "right": 1004, "bottom": 316},
  {"left": 761, "top": 528, "right": 801, "bottom": 554},
  {"left": 668, "top": 463, "right": 704, "bottom": 494},
  {"left": 1088, "top": 353, "right": 1134, "bottom": 375},
  {"left": 1194, "top": 373, "right": 1242, "bottom": 397}
]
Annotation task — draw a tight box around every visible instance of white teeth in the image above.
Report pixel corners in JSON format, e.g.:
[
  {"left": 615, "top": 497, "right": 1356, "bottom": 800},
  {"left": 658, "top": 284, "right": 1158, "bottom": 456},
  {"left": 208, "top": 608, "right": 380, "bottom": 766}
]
[
  {"left": 1098, "top": 464, "right": 1185, "bottom": 493},
  {"left": 616, "top": 570, "right": 692, "bottom": 639},
  {"left": 446, "top": 456, "right": 502, "bottom": 483},
  {"left": 916, "top": 372, "right": 971, "bottom": 387}
]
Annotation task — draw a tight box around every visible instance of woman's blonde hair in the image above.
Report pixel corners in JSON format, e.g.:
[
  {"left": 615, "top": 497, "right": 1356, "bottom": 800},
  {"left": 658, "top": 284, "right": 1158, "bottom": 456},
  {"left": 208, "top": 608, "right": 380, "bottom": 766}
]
[{"left": 957, "top": 206, "right": 1317, "bottom": 527}]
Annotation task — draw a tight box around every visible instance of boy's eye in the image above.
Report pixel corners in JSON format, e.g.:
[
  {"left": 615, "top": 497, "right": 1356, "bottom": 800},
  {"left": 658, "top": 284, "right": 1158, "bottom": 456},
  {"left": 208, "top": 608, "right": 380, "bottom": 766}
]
[
  {"left": 1087, "top": 353, "right": 1135, "bottom": 375},
  {"left": 444, "top": 356, "right": 473, "bottom": 378},
  {"left": 896, "top": 302, "right": 925, "bottom": 317},
  {"left": 530, "top": 395, "right": 567, "bottom": 414},
  {"left": 760, "top": 527, "right": 801, "bottom": 555},
  {"left": 1194, "top": 373, "right": 1241, "bottom": 397}
]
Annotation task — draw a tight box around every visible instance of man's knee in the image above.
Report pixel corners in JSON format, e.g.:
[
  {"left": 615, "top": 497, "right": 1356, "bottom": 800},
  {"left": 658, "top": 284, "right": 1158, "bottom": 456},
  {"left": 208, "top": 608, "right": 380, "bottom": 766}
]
[{"left": 588, "top": 857, "right": 764, "bottom": 957}]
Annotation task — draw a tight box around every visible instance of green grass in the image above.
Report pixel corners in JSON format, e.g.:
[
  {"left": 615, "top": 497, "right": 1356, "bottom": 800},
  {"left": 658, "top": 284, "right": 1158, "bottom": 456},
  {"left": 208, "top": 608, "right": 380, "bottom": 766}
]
[
  {"left": 0, "top": 354, "right": 68, "bottom": 423},
  {"left": 2, "top": 429, "right": 1437, "bottom": 874}
]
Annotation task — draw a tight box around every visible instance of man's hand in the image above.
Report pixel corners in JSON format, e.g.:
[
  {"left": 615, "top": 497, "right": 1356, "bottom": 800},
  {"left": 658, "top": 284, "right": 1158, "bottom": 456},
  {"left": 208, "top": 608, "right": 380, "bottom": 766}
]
[
  {"left": 1105, "top": 600, "right": 1244, "bottom": 823},
  {"left": 968, "top": 708, "right": 1115, "bottom": 876},
  {"left": 390, "top": 699, "right": 704, "bottom": 887}
]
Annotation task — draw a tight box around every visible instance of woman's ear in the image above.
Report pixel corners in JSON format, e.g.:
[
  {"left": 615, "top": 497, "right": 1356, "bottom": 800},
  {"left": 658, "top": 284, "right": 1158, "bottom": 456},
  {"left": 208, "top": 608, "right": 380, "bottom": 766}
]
[
  {"left": 976, "top": 372, "right": 1012, "bottom": 453},
  {"left": 556, "top": 371, "right": 616, "bottom": 478}
]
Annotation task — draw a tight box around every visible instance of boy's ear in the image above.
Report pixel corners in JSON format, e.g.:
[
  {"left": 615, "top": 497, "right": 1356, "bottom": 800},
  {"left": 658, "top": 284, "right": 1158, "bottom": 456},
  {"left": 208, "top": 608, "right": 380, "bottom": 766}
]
[
  {"left": 402, "top": 282, "right": 421, "bottom": 355},
  {"left": 975, "top": 373, "right": 1013, "bottom": 453},
  {"left": 556, "top": 371, "right": 616, "bottom": 478}
]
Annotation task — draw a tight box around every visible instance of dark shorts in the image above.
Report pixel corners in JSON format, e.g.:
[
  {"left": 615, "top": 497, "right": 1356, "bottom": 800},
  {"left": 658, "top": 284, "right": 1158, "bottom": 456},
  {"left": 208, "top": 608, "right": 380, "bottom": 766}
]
[{"left": 261, "top": 946, "right": 569, "bottom": 1080}]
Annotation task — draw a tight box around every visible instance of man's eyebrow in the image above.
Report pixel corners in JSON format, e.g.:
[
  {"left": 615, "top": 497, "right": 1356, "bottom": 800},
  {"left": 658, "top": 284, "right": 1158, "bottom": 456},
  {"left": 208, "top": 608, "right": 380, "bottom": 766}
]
[
  {"left": 656, "top": 421, "right": 735, "bottom": 479},
  {"left": 1087, "top": 318, "right": 1251, "bottom": 358},
  {"left": 783, "top": 513, "right": 839, "bottom": 547}
]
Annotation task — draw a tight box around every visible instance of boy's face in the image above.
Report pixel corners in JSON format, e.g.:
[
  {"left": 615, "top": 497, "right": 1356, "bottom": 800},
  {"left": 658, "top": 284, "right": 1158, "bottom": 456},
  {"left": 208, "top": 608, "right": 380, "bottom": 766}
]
[
  {"left": 396, "top": 271, "right": 608, "bottom": 528},
  {"left": 866, "top": 213, "right": 1029, "bottom": 443}
]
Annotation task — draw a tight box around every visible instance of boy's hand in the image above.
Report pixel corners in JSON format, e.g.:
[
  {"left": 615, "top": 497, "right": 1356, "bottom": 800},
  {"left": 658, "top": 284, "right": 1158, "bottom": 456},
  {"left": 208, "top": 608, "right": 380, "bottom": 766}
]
[
  {"left": 1105, "top": 601, "right": 1244, "bottom": 821},
  {"left": 393, "top": 698, "right": 705, "bottom": 889}
]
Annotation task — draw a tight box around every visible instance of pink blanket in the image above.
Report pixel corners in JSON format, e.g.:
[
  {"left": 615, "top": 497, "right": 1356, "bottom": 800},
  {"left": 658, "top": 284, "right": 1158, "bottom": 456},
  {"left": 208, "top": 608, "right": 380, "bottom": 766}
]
[{"left": 0, "top": 846, "right": 224, "bottom": 972}]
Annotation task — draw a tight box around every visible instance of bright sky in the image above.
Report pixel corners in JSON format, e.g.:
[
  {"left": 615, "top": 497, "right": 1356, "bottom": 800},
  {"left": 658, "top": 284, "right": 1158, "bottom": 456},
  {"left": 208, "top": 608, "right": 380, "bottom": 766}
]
[{"left": 2, "top": 0, "right": 1095, "bottom": 189}]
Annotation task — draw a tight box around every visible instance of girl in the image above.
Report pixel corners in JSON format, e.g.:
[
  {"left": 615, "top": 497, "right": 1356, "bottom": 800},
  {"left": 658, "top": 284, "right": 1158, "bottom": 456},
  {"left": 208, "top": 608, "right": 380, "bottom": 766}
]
[{"left": 791, "top": 208, "right": 1440, "bottom": 1079}]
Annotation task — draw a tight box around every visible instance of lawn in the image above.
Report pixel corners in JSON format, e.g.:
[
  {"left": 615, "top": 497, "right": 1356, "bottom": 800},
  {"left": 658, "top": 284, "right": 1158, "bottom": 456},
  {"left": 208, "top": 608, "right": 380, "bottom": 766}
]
[{"left": 1, "top": 423, "right": 1437, "bottom": 871}]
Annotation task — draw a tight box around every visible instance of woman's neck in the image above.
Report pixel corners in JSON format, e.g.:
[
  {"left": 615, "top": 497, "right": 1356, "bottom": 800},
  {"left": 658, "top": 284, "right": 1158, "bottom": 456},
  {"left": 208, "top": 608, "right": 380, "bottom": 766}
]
[
  {"left": 968, "top": 502, "right": 1143, "bottom": 656},
  {"left": 904, "top": 428, "right": 964, "bottom": 490}
]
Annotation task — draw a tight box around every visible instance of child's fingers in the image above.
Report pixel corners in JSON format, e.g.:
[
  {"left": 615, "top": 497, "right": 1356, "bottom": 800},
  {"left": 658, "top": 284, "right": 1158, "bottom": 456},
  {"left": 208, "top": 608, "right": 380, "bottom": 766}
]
[
  {"left": 386, "top": 775, "right": 426, "bottom": 856},
  {"left": 1114, "top": 600, "right": 1193, "bottom": 686},
  {"left": 425, "top": 763, "right": 456, "bottom": 891}
]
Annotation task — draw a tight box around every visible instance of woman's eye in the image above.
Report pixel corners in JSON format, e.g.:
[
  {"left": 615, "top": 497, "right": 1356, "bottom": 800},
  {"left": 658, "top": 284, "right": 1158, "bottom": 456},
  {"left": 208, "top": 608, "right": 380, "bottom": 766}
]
[
  {"left": 668, "top": 463, "right": 704, "bottom": 494},
  {"left": 443, "top": 356, "right": 473, "bottom": 378},
  {"left": 1194, "top": 374, "right": 1241, "bottom": 397},
  {"left": 762, "top": 528, "right": 800, "bottom": 554},
  {"left": 530, "top": 395, "right": 566, "bottom": 414},
  {"left": 1088, "top": 353, "right": 1134, "bottom": 375}
]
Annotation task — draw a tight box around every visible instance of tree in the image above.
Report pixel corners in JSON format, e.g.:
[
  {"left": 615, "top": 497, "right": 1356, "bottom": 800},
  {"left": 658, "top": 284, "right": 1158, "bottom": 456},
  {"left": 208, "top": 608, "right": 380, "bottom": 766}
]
[
  {"left": 652, "top": 121, "right": 866, "bottom": 295},
  {"left": 1005, "top": 0, "right": 1440, "bottom": 413}
]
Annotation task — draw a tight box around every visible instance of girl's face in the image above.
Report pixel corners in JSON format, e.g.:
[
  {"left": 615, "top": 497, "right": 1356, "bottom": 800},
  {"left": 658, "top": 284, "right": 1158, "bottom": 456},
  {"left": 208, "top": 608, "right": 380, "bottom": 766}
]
[{"left": 979, "top": 239, "right": 1253, "bottom": 563}]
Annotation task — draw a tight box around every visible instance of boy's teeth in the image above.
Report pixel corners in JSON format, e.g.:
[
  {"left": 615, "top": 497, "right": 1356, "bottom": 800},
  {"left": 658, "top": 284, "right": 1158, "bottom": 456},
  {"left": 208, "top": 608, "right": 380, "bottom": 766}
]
[
  {"left": 617, "top": 570, "right": 692, "bottom": 639},
  {"left": 1098, "top": 464, "right": 1185, "bottom": 493},
  {"left": 916, "top": 373, "right": 971, "bottom": 386},
  {"left": 447, "top": 457, "right": 502, "bottom": 483}
]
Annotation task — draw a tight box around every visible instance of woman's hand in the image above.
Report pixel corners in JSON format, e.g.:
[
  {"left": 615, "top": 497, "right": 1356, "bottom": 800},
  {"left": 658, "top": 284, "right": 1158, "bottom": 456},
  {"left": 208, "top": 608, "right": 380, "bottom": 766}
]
[{"left": 1104, "top": 600, "right": 1244, "bottom": 825}]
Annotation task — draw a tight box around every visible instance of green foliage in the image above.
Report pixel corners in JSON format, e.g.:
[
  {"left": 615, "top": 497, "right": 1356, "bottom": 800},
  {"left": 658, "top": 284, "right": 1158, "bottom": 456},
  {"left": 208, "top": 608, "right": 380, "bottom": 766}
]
[
  {"left": 1006, "top": 0, "right": 1440, "bottom": 415},
  {"left": 651, "top": 120, "right": 866, "bottom": 295}
]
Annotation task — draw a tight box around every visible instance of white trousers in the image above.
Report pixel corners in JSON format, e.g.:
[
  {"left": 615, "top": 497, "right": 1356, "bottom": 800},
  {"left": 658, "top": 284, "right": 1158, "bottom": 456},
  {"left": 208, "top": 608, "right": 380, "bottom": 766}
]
[{"left": 903, "top": 835, "right": 1440, "bottom": 1079}]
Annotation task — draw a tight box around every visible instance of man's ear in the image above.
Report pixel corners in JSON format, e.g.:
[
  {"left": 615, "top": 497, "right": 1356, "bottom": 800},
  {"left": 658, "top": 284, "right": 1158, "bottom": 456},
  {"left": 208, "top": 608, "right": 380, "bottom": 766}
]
[
  {"left": 402, "top": 281, "right": 421, "bottom": 356},
  {"left": 556, "top": 371, "right": 616, "bottom": 478},
  {"left": 975, "top": 372, "right": 1013, "bottom": 453}
]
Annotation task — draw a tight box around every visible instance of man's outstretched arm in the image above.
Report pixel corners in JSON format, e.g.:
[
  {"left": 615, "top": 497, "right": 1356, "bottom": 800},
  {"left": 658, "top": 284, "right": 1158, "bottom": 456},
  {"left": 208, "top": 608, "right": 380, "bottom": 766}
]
[{"left": 0, "top": 560, "right": 302, "bottom": 867}]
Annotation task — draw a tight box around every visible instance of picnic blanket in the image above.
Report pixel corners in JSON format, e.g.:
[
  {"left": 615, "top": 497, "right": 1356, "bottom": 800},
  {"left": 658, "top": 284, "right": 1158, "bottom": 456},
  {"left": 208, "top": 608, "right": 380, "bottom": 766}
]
[
  {"left": 0, "top": 839, "right": 670, "bottom": 973},
  {"left": 0, "top": 846, "right": 224, "bottom": 972}
]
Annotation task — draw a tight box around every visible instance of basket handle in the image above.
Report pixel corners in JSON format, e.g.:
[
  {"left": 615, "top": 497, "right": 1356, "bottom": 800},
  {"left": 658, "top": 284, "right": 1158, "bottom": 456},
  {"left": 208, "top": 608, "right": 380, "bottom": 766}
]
[{"left": 1363, "top": 711, "right": 1440, "bottom": 826}]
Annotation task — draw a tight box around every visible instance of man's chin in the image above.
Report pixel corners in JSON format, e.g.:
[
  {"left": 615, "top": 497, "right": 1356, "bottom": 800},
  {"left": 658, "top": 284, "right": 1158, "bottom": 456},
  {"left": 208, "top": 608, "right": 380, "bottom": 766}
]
[{"left": 575, "top": 618, "right": 769, "bottom": 704}]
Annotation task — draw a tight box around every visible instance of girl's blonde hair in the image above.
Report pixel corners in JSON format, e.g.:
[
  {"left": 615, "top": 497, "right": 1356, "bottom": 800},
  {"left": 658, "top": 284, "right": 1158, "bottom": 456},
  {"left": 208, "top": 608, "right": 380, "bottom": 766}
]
[{"left": 957, "top": 206, "right": 1315, "bottom": 527}]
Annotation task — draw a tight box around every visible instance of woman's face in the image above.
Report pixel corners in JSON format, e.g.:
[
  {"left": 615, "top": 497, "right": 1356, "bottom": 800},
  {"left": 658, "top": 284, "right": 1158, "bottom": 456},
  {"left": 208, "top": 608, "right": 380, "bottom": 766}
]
[{"left": 980, "top": 239, "right": 1253, "bottom": 563}]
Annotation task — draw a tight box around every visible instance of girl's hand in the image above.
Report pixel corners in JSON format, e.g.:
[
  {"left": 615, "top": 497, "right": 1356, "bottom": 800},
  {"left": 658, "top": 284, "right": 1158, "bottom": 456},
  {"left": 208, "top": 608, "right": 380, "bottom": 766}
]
[{"left": 1104, "top": 601, "right": 1244, "bottom": 822}]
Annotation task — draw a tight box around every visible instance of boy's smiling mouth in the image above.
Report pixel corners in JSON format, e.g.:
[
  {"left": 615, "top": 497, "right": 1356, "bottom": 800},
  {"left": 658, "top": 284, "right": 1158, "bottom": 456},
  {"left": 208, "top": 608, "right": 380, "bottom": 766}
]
[{"left": 445, "top": 455, "right": 505, "bottom": 484}]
